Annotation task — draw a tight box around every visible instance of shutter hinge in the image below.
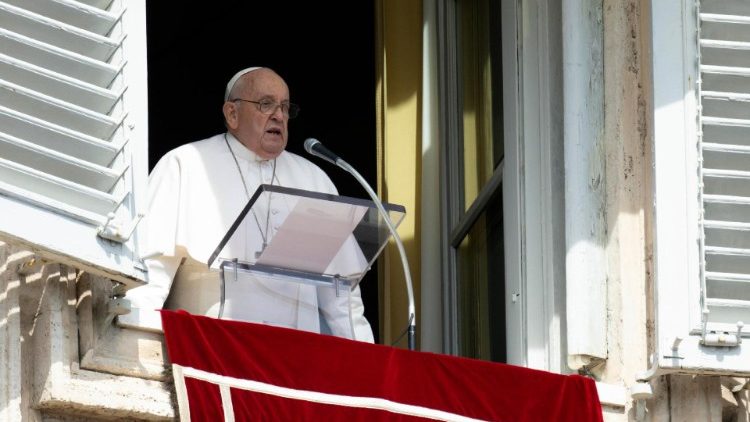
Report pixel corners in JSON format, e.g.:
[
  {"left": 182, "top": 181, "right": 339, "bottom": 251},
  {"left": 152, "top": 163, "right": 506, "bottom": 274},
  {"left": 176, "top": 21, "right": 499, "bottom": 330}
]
[{"left": 97, "top": 212, "right": 144, "bottom": 243}]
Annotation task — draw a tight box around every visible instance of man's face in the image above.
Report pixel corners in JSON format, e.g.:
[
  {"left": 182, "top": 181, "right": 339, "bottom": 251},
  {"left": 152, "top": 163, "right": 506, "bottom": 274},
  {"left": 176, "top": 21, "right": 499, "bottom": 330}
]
[{"left": 227, "top": 69, "right": 290, "bottom": 159}]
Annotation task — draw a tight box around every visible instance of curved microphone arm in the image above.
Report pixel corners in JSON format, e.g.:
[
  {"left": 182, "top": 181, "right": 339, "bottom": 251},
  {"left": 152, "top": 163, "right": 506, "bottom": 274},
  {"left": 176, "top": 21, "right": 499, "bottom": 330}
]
[{"left": 336, "top": 159, "right": 417, "bottom": 351}]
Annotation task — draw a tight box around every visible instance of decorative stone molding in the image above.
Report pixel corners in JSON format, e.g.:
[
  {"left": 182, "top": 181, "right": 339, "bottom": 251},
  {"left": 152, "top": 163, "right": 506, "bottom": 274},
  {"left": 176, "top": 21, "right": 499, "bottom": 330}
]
[{"left": 0, "top": 241, "right": 175, "bottom": 420}]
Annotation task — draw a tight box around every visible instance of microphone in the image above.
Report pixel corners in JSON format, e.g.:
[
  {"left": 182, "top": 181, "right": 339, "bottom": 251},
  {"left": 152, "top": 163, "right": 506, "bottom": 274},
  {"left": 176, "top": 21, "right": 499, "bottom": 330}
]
[
  {"left": 303, "top": 137, "right": 417, "bottom": 350},
  {"left": 304, "top": 138, "right": 341, "bottom": 167}
]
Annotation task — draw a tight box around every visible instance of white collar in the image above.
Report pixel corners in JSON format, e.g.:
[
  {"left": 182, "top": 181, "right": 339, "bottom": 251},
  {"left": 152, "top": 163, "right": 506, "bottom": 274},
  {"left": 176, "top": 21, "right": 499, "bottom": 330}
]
[{"left": 225, "top": 132, "right": 274, "bottom": 163}]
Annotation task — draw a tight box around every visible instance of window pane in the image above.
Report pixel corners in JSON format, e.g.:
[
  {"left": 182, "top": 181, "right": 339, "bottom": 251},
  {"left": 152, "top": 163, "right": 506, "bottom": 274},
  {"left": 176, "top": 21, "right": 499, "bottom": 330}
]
[
  {"left": 457, "top": 189, "right": 505, "bottom": 362},
  {"left": 458, "top": 0, "right": 504, "bottom": 210}
]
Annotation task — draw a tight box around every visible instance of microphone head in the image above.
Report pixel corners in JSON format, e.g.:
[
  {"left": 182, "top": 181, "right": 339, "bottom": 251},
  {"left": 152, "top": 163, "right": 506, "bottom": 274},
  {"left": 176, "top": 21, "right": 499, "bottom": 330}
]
[{"left": 304, "top": 138, "right": 320, "bottom": 154}]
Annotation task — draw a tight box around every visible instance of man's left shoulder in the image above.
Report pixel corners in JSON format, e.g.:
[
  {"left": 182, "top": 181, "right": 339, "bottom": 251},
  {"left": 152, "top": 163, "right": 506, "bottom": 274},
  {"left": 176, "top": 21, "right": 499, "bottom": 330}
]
[
  {"left": 280, "top": 150, "right": 325, "bottom": 173},
  {"left": 279, "top": 150, "right": 336, "bottom": 192}
]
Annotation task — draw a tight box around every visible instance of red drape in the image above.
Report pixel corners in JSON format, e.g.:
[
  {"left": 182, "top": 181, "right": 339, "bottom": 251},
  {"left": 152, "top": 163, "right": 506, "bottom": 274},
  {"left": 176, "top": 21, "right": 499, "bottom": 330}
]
[{"left": 161, "top": 310, "right": 603, "bottom": 421}]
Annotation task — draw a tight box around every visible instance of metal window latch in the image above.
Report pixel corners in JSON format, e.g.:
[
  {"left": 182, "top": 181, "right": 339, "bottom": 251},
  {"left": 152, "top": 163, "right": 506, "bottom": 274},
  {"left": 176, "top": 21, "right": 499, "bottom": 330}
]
[
  {"left": 700, "top": 315, "right": 744, "bottom": 348},
  {"left": 97, "top": 212, "right": 144, "bottom": 243}
]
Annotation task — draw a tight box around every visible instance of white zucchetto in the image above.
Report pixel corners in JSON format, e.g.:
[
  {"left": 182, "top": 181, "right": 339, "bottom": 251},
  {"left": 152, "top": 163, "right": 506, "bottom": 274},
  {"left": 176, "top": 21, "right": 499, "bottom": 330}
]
[{"left": 224, "top": 66, "right": 263, "bottom": 101}]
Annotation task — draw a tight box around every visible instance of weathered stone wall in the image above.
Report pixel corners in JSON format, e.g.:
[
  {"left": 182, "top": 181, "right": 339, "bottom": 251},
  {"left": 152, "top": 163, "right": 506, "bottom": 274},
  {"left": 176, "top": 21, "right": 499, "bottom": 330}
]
[
  {"left": 0, "top": 241, "right": 174, "bottom": 421},
  {"left": 599, "top": 0, "right": 750, "bottom": 420}
]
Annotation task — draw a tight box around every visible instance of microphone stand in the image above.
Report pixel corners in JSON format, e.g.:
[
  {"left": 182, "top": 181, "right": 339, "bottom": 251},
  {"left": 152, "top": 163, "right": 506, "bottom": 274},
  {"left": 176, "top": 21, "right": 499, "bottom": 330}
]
[{"left": 335, "top": 159, "right": 416, "bottom": 351}]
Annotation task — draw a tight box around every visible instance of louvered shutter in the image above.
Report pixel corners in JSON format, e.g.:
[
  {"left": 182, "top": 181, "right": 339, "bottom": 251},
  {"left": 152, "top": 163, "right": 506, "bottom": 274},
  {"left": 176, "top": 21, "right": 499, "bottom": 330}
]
[
  {"left": 650, "top": 0, "right": 750, "bottom": 376},
  {"left": 698, "top": 0, "right": 750, "bottom": 338},
  {"left": 0, "top": 0, "right": 147, "bottom": 286}
]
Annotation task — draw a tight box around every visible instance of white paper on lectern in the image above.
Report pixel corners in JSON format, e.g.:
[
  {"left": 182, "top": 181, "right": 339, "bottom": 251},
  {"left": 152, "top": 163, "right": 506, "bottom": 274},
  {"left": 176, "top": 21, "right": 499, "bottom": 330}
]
[{"left": 256, "top": 197, "right": 367, "bottom": 274}]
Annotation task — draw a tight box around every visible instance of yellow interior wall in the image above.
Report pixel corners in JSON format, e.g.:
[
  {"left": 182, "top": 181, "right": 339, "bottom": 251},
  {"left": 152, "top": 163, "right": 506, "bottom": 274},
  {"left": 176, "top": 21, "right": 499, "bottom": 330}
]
[{"left": 375, "top": 0, "right": 422, "bottom": 347}]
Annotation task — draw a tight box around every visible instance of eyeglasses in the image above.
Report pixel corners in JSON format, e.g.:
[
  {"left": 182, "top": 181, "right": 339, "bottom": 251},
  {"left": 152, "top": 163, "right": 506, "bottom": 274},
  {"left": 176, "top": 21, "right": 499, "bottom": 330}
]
[{"left": 230, "top": 98, "right": 300, "bottom": 119}]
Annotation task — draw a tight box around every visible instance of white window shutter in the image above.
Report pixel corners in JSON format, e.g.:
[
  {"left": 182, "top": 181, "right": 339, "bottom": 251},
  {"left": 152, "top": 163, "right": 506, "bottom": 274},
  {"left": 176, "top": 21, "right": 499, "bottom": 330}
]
[
  {"left": 0, "top": 0, "right": 148, "bottom": 287},
  {"left": 649, "top": 0, "right": 750, "bottom": 376},
  {"left": 699, "top": 1, "right": 750, "bottom": 336}
]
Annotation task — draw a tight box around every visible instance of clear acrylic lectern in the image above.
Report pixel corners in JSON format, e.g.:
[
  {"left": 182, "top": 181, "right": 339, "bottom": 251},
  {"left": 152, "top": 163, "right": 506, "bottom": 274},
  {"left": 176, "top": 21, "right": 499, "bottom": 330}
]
[{"left": 206, "top": 184, "right": 405, "bottom": 337}]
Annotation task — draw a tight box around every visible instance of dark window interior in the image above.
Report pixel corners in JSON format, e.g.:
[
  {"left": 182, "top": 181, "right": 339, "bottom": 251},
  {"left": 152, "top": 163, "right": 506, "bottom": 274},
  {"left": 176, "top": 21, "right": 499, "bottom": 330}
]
[{"left": 146, "top": 2, "right": 379, "bottom": 341}]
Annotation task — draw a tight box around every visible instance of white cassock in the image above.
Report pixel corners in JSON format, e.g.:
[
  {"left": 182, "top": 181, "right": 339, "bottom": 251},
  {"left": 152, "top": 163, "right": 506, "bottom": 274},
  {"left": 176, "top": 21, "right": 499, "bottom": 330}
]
[{"left": 118, "top": 133, "right": 374, "bottom": 342}]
